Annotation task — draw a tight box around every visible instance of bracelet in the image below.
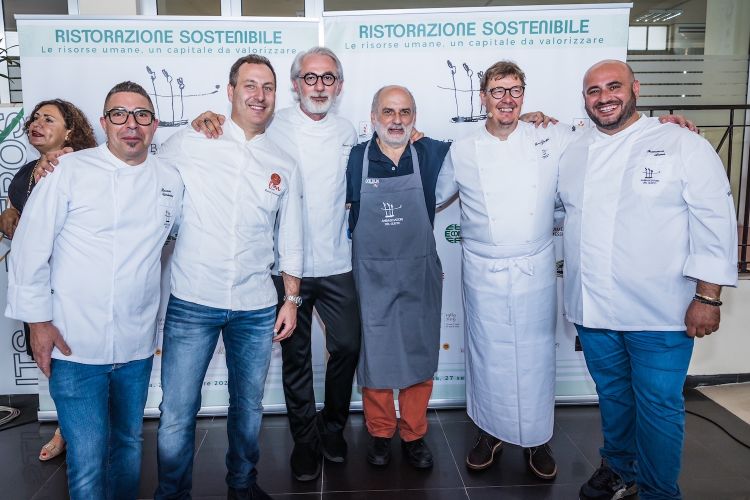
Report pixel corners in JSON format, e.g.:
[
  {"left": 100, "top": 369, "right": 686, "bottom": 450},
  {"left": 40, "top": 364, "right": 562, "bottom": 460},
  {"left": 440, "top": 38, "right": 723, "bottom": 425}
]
[{"left": 693, "top": 294, "right": 722, "bottom": 307}]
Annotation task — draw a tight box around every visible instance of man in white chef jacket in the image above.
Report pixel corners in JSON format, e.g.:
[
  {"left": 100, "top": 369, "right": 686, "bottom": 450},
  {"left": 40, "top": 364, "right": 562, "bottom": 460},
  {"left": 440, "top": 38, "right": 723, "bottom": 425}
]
[
  {"left": 437, "top": 60, "right": 576, "bottom": 480},
  {"left": 154, "top": 55, "right": 304, "bottom": 500},
  {"left": 436, "top": 60, "right": 693, "bottom": 482},
  {"left": 557, "top": 60, "right": 737, "bottom": 500},
  {"left": 6, "top": 81, "right": 183, "bottom": 500},
  {"left": 192, "top": 47, "right": 361, "bottom": 483}
]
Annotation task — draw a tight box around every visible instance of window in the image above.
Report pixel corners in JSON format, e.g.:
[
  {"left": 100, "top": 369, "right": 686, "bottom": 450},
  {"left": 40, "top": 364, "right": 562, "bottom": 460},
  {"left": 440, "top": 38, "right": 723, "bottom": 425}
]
[
  {"left": 242, "top": 0, "right": 305, "bottom": 17},
  {"left": 628, "top": 25, "right": 668, "bottom": 51},
  {"left": 156, "top": 0, "right": 221, "bottom": 16},
  {"left": 2, "top": 0, "right": 67, "bottom": 31}
]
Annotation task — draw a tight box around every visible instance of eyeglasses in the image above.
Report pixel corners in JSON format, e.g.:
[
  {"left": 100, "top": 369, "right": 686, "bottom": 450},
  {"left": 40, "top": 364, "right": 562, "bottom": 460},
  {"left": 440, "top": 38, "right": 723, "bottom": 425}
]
[
  {"left": 298, "top": 72, "right": 337, "bottom": 87},
  {"left": 485, "top": 85, "right": 525, "bottom": 99},
  {"left": 104, "top": 107, "right": 156, "bottom": 126}
]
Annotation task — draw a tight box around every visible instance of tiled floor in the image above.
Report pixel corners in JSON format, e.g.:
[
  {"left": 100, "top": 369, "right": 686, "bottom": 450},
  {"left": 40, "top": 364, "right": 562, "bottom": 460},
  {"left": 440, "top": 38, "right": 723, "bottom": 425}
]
[{"left": 1, "top": 390, "right": 749, "bottom": 499}]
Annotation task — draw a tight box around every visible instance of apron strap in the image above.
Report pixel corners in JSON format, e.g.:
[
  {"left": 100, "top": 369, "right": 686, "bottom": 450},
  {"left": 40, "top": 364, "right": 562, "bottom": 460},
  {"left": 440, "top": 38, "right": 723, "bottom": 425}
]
[{"left": 361, "top": 139, "right": 421, "bottom": 191}]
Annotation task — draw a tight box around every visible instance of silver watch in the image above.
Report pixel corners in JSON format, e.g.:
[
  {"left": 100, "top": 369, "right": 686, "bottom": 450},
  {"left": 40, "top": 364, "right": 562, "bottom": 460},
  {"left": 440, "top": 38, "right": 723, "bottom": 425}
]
[{"left": 283, "top": 294, "right": 303, "bottom": 307}]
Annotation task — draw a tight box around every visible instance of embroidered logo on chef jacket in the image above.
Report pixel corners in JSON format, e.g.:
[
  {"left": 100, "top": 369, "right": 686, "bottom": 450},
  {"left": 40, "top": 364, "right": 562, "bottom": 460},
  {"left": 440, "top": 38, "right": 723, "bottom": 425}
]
[
  {"left": 534, "top": 137, "right": 551, "bottom": 159},
  {"left": 634, "top": 150, "right": 672, "bottom": 195},
  {"left": 265, "top": 173, "right": 284, "bottom": 196},
  {"left": 159, "top": 187, "right": 176, "bottom": 227},
  {"left": 380, "top": 201, "right": 403, "bottom": 226},
  {"left": 268, "top": 173, "right": 281, "bottom": 191}
]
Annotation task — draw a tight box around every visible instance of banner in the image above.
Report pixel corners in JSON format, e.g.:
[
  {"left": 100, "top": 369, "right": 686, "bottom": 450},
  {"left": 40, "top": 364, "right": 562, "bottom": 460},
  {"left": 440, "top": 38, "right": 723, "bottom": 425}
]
[
  {"left": 0, "top": 104, "right": 36, "bottom": 396},
  {"left": 324, "top": 3, "right": 631, "bottom": 402},
  {"left": 15, "top": 15, "right": 320, "bottom": 418},
  {"left": 9, "top": 4, "right": 631, "bottom": 418}
]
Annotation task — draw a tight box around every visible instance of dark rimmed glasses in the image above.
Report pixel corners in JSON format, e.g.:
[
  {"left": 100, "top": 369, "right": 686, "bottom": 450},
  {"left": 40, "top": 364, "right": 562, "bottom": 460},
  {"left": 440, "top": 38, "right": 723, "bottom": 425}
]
[
  {"left": 104, "top": 107, "right": 156, "bottom": 126},
  {"left": 485, "top": 85, "right": 525, "bottom": 99},
  {"left": 298, "top": 72, "right": 337, "bottom": 87}
]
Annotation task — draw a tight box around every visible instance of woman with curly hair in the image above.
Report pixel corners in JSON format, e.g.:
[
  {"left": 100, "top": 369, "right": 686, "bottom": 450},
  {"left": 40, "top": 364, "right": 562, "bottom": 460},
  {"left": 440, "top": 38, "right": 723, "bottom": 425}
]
[{"left": 0, "top": 98, "right": 96, "bottom": 461}]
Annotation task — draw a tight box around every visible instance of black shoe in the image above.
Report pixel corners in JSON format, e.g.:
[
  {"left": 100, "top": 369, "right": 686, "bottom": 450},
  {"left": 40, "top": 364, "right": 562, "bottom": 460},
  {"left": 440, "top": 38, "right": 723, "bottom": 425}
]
[
  {"left": 290, "top": 442, "right": 321, "bottom": 482},
  {"left": 524, "top": 442, "right": 557, "bottom": 480},
  {"left": 366, "top": 436, "right": 392, "bottom": 466},
  {"left": 321, "top": 429, "right": 347, "bottom": 463},
  {"left": 579, "top": 461, "right": 638, "bottom": 500},
  {"left": 466, "top": 430, "right": 503, "bottom": 470},
  {"left": 228, "top": 483, "right": 272, "bottom": 500},
  {"left": 401, "top": 438, "right": 433, "bottom": 469}
]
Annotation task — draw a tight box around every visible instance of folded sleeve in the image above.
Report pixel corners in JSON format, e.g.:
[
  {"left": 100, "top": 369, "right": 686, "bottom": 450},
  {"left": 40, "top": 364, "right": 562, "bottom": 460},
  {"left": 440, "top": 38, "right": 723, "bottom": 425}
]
[{"left": 680, "top": 135, "right": 738, "bottom": 286}]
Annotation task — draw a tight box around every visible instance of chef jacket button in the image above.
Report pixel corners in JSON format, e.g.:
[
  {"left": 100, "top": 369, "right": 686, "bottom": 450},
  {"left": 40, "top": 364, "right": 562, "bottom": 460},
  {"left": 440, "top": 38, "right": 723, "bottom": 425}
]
[{"left": 391, "top": 167, "right": 395, "bottom": 171}]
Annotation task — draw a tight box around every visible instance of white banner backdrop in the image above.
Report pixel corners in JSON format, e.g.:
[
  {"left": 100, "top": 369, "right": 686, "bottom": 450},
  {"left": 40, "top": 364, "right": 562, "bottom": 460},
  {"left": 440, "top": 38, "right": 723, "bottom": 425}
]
[
  {"left": 324, "top": 3, "right": 631, "bottom": 403},
  {"left": 14, "top": 15, "right": 321, "bottom": 418},
  {"left": 7, "top": 4, "right": 632, "bottom": 418},
  {"left": 0, "top": 104, "right": 36, "bottom": 396}
]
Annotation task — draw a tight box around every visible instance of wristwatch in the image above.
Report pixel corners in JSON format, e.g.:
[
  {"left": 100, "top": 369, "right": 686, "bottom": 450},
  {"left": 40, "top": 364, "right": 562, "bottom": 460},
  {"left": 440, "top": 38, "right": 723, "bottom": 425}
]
[{"left": 283, "top": 294, "right": 303, "bottom": 307}]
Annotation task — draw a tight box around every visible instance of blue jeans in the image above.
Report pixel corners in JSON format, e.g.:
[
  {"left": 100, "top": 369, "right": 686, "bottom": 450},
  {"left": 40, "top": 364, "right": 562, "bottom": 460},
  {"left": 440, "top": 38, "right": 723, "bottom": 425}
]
[
  {"left": 155, "top": 295, "right": 276, "bottom": 499},
  {"left": 49, "top": 356, "right": 153, "bottom": 500},
  {"left": 576, "top": 325, "right": 694, "bottom": 500}
]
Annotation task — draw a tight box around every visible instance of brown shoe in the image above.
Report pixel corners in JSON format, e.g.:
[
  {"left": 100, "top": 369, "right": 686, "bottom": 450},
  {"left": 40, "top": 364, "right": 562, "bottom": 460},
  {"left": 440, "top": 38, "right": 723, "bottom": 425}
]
[
  {"left": 524, "top": 442, "right": 557, "bottom": 480},
  {"left": 466, "top": 430, "right": 502, "bottom": 470}
]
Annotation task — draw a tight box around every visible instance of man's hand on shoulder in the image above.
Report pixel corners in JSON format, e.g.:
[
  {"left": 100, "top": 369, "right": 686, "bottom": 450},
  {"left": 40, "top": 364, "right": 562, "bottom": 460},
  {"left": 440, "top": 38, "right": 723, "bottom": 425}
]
[
  {"left": 29, "top": 321, "right": 71, "bottom": 377},
  {"left": 191, "top": 111, "right": 226, "bottom": 139},
  {"left": 0, "top": 207, "right": 20, "bottom": 239},
  {"left": 410, "top": 127, "right": 424, "bottom": 143},
  {"left": 658, "top": 114, "right": 698, "bottom": 133},
  {"left": 34, "top": 148, "right": 73, "bottom": 181},
  {"left": 520, "top": 111, "right": 559, "bottom": 128}
]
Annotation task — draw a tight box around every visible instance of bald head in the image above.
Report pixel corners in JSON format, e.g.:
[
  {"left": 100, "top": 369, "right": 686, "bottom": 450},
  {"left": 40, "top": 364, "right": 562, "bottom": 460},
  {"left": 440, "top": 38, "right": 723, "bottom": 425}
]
[
  {"left": 370, "top": 85, "right": 417, "bottom": 115},
  {"left": 583, "top": 59, "right": 635, "bottom": 92},
  {"left": 582, "top": 59, "right": 640, "bottom": 134}
]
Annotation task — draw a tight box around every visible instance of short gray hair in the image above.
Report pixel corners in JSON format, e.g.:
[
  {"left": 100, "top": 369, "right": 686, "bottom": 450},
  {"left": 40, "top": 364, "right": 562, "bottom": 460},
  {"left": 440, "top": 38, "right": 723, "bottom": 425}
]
[
  {"left": 370, "top": 85, "right": 417, "bottom": 114},
  {"left": 290, "top": 47, "right": 344, "bottom": 83}
]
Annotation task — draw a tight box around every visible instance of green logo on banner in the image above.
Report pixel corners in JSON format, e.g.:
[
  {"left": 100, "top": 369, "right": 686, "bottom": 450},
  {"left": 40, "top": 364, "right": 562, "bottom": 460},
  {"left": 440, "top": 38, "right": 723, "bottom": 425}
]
[{"left": 444, "top": 224, "right": 461, "bottom": 243}]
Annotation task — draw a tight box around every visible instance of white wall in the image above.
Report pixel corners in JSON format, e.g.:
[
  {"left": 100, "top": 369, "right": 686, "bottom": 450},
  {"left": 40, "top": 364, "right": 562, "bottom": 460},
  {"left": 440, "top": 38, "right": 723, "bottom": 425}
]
[{"left": 688, "top": 278, "right": 750, "bottom": 375}]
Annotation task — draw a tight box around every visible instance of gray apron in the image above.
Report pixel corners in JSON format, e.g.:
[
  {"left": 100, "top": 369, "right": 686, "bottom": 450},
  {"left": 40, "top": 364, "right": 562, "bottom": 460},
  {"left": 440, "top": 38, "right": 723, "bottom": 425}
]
[{"left": 352, "top": 141, "right": 442, "bottom": 389}]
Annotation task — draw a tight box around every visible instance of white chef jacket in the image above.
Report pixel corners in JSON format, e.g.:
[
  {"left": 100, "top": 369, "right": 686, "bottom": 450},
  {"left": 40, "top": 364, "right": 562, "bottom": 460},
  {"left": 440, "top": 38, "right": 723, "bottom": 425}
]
[
  {"left": 558, "top": 115, "right": 738, "bottom": 330},
  {"left": 159, "top": 118, "right": 303, "bottom": 311},
  {"left": 439, "top": 121, "right": 576, "bottom": 252},
  {"left": 5, "top": 144, "right": 184, "bottom": 364},
  {"left": 437, "top": 121, "right": 576, "bottom": 446},
  {"left": 266, "top": 106, "right": 356, "bottom": 277}
]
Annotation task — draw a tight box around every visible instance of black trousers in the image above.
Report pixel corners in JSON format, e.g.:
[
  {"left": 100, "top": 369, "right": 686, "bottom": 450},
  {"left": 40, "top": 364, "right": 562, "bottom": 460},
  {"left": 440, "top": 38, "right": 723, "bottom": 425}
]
[{"left": 272, "top": 271, "right": 361, "bottom": 444}]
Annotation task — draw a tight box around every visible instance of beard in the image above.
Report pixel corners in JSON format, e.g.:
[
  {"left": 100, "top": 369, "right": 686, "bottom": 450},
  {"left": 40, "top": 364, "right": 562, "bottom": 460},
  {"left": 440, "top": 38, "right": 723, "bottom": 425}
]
[
  {"left": 586, "top": 90, "right": 637, "bottom": 131},
  {"left": 374, "top": 121, "right": 413, "bottom": 148},
  {"left": 299, "top": 92, "right": 335, "bottom": 115}
]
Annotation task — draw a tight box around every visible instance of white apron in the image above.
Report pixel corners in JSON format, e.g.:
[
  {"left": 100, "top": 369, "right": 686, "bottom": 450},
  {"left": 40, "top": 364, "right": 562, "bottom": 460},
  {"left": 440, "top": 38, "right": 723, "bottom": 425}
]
[
  {"left": 463, "top": 239, "right": 556, "bottom": 447},
  {"left": 454, "top": 126, "right": 558, "bottom": 447}
]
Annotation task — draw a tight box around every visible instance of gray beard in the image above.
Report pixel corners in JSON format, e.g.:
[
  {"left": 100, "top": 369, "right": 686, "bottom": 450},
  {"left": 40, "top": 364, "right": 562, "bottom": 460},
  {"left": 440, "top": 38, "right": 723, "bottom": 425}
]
[
  {"left": 300, "top": 94, "right": 334, "bottom": 115},
  {"left": 374, "top": 122, "right": 412, "bottom": 148}
]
